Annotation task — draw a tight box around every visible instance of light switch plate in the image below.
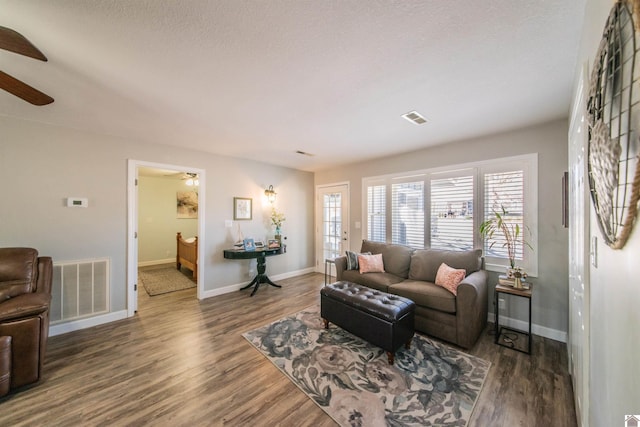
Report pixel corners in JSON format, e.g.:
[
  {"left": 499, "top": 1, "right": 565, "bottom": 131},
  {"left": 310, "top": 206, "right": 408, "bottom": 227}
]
[{"left": 225, "top": 220, "right": 233, "bottom": 228}]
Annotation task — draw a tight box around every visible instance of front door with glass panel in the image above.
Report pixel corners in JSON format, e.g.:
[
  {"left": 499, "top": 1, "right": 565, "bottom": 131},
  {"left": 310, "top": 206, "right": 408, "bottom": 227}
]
[{"left": 317, "top": 184, "right": 349, "bottom": 276}]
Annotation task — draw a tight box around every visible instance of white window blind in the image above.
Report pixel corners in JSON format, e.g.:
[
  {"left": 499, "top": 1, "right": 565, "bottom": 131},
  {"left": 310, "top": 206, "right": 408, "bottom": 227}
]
[
  {"left": 430, "top": 175, "right": 474, "bottom": 251},
  {"left": 483, "top": 170, "right": 525, "bottom": 262},
  {"left": 367, "top": 185, "right": 386, "bottom": 242},
  {"left": 361, "top": 154, "right": 538, "bottom": 276},
  {"left": 392, "top": 181, "right": 424, "bottom": 247}
]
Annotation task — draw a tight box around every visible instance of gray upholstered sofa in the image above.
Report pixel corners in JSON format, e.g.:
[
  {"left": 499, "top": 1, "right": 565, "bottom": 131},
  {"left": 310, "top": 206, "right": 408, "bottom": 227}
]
[{"left": 334, "top": 240, "right": 488, "bottom": 349}]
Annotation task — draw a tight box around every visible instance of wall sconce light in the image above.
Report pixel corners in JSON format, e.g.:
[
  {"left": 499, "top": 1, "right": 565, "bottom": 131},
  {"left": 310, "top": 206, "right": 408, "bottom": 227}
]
[{"left": 264, "top": 185, "right": 277, "bottom": 203}]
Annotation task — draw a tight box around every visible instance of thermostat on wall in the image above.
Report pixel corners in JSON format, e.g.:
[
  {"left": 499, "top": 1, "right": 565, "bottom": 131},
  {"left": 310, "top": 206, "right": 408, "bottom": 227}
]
[{"left": 67, "top": 197, "right": 88, "bottom": 208}]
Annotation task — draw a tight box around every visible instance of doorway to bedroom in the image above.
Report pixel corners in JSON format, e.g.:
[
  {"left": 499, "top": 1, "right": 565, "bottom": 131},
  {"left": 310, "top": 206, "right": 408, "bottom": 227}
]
[{"left": 127, "top": 160, "right": 205, "bottom": 315}]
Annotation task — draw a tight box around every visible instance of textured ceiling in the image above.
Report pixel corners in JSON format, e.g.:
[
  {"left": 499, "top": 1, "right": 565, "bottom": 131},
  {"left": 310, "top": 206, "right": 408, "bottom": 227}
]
[{"left": 1, "top": 0, "right": 586, "bottom": 172}]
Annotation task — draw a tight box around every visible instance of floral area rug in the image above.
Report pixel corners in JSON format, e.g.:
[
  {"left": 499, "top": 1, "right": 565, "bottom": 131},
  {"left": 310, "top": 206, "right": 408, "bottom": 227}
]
[{"left": 243, "top": 306, "right": 490, "bottom": 427}]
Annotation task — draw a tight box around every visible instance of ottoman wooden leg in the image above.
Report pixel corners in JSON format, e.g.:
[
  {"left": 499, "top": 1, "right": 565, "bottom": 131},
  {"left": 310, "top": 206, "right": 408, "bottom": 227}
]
[
  {"left": 323, "top": 318, "right": 329, "bottom": 329},
  {"left": 405, "top": 338, "right": 412, "bottom": 349},
  {"left": 387, "top": 352, "right": 394, "bottom": 365}
]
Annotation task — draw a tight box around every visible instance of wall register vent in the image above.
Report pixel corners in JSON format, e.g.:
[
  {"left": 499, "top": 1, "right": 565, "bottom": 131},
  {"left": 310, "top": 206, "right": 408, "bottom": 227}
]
[{"left": 50, "top": 258, "right": 110, "bottom": 324}]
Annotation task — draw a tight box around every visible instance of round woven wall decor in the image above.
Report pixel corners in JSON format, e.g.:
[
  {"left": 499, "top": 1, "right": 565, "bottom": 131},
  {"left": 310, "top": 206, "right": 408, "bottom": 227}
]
[{"left": 587, "top": 0, "right": 640, "bottom": 249}]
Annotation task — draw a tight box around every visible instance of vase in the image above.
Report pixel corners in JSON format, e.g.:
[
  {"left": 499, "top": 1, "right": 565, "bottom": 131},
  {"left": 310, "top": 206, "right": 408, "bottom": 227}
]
[
  {"left": 513, "top": 276, "right": 523, "bottom": 289},
  {"left": 275, "top": 226, "right": 282, "bottom": 245}
]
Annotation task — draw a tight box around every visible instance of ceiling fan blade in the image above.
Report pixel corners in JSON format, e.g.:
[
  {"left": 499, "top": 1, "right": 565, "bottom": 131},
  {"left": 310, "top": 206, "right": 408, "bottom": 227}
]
[
  {"left": 0, "top": 26, "right": 47, "bottom": 61},
  {"left": 0, "top": 70, "right": 54, "bottom": 105}
]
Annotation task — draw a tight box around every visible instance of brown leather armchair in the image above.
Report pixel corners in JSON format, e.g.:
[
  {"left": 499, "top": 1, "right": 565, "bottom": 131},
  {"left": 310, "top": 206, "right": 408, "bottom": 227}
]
[{"left": 0, "top": 248, "right": 52, "bottom": 396}]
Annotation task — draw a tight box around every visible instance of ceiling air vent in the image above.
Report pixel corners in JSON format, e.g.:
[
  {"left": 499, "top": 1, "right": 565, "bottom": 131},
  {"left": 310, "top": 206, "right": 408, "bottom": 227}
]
[{"left": 402, "top": 111, "right": 427, "bottom": 125}]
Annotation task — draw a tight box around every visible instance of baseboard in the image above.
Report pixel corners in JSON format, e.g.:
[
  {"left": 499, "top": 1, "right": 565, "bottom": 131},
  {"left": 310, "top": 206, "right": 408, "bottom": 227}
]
[
  {"left": 50, "top": 310, "right": 128, "bottom": 337},
  {"left": 49, "top": 267, "right": 319, "bottom": 332},
  {"left": 269, "top": 266, "right": 316, "bottom": 281},
  {"left": 199, "top": 267, "right": 317, "bottom": 300},
  {"left": 138, "top": 258, "right": 174, "bottom": 267},
  {"left": 488, "top": 312, "right": 567, "bottom": 343}
]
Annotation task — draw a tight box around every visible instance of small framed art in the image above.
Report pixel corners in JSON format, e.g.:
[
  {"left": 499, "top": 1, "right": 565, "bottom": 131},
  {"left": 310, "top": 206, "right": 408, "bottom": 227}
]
[
  {"left": 243, "top": 238, "right": 256, "bottom": 251},
  {"left": 234, "top": 197, "right": 252, "bottom": 220},
  {"left": 268, "top": 239, "right": 280, "bottom": 249}
]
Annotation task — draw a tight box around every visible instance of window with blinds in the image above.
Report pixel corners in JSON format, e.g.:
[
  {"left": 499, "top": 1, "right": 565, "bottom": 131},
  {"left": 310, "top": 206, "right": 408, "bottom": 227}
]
[
  {"left": 361, "top": 154, "right": 537, "bottom": 275},
  {"left": 367, "top": 185, "right": 386, "bottom": 242},
  {"left": 392, "top": 181, "right": 424, "bottom": 247},
  {"left": 430, "top": 175, "right": 474, "bottom": 251},
  {"left": 483, "top": 170, "right": 525, "bottom": 261}
]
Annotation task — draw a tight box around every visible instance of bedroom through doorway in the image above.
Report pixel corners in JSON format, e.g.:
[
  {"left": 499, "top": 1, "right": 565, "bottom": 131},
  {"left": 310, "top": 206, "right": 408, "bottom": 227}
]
[{"left": 127, "top": 160, "right": 205, "bottom": 315}]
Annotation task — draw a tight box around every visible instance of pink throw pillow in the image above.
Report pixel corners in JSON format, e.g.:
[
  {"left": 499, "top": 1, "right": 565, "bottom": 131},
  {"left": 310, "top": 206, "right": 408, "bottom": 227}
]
[
  {"left": 358, "top": 253, "right": 385, "bottom": 274},
  {"left": 434, "top": 263, "right": 466, "bottom": 296}
]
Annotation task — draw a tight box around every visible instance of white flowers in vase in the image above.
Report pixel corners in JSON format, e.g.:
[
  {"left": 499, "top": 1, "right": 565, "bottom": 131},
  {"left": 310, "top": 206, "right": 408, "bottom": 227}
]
[{"left": 270, "top": 207, "right": 285, "bottom": 234}]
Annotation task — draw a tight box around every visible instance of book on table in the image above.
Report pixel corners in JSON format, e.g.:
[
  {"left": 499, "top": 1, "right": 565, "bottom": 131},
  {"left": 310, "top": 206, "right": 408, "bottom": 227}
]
[{"left": 498, "top": 275, "right": 530, "bottom": 289}]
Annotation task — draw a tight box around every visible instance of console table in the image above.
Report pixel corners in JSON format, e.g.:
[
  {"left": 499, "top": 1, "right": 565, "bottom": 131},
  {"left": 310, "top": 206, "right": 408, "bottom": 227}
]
[{"left": 223, "top": 247, "right": 284, "bottom": 296}]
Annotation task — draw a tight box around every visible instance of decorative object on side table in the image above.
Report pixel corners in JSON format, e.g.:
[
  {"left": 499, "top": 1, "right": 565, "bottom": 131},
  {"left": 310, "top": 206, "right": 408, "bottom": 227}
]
[
  {"left": 234, "top": 223, "right": 244, "bottom": 248},
  {"left": 480, "top": 205, "right": 533, "bottom": 284},
  {"left": 498, "top": 272, "right": 530, "bottom": 290},
  {"left": 270, "top": 207, "right": 285, "bottom": 244},
  {"left": 243, "top": 238, "right": 255, "bottom": 251},
  {"left": 267, "top": 239, "right": 280, "bottom": 249}
]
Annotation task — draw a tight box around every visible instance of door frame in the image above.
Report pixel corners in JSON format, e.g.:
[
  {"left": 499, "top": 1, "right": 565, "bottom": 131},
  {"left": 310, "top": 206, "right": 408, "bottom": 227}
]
[
  {"left": 315, "top": 182, "right": 350, "bottom": 274},
  {"left": 127, "top": 159, "right": 206, "bottom": 316},
  {"left": 568, "top": 62, "right": 590, "bottom": 427}
]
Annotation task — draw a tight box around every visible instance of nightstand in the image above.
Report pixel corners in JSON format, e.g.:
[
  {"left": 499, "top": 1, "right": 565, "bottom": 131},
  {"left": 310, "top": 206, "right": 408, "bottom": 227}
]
[{"left": 494, "top": 283, "right": 533, "bottom": 354}]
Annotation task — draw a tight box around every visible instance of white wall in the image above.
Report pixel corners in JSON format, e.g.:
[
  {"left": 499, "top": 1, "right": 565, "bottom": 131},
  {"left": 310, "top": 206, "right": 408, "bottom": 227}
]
[
  {"left": 0, "top": 116, "right": 315, "bottom": 314},
  {"left": 315, "top": 119, "right": 569, "bottom": 338},
  {"left": 573, "top": 1, "right": 640, "bottom": 425},
  {"left": 138, "top": 175, "right": 198, "bottom": 264}
]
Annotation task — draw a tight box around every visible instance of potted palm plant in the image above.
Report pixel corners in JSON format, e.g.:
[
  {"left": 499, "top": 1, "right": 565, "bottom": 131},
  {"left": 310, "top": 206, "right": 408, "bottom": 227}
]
[{"left": 479, "top": 206, "right": 532, "bottom": 288}]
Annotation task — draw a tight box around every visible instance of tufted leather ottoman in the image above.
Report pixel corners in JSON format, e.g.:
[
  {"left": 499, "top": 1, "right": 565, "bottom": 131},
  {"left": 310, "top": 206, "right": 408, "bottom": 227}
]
[{"left": 320, "top": 281, "right": 415, "bottom": 364}]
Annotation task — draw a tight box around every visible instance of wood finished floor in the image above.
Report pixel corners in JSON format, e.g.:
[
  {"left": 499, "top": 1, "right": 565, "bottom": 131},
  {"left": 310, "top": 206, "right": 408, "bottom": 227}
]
[{"left": 0, "top": 273, "right": 576, "bottom": 426}]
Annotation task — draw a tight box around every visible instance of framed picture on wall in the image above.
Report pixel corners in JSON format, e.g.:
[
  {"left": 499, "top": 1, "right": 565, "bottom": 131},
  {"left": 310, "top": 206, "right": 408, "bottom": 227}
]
[
  {"left": 177, "top": 191, "right": 198, "bottom": 219},
  {"left": 234, "top": 197, "right": 252, "bottom": 220}
]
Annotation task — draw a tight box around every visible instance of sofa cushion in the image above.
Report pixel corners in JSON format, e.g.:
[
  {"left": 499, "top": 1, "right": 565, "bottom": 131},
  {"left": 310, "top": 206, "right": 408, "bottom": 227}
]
[
  {"left": 389, "top": 280, "right": 456, "bottom": 314},
  {"left": 434, "top": 263, "right": 466, "bottom": 296},
  {"left": 358, "top": 253, "right": 385, "bottom": 273},
  {"left": 360, "top": 240, "right": 413, "bottom": 279},
  {"left": 346, "top": 251, "right": 371, "bottom": 270},
  {"left": 408, "top": 248, "right": 482, "bottom": 282},
  {"left": 340, "top": 270, "right": 403, "bottom": 292}
]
